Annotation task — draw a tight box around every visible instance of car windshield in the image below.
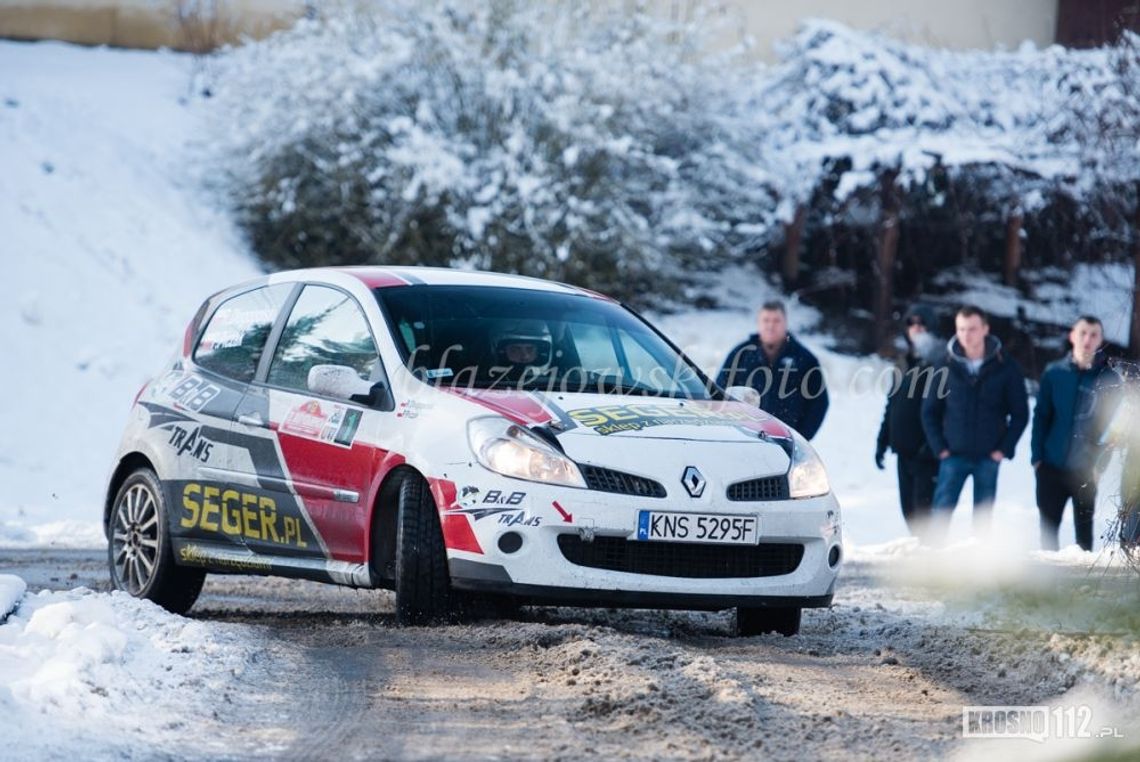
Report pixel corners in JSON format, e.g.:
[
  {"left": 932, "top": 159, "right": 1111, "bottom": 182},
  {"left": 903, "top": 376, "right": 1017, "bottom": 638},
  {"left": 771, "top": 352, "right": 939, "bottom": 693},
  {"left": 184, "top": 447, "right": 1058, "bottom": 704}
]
[{"left": 375, "top": 285, "right": 715, "bottom": 399}]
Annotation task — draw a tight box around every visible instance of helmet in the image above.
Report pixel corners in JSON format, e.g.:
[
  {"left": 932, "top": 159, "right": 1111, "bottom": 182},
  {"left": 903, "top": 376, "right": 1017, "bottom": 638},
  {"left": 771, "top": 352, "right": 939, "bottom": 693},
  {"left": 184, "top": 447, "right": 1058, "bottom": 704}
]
[{"left": 491, "top": 320, "right": 553, "bottom": 371}]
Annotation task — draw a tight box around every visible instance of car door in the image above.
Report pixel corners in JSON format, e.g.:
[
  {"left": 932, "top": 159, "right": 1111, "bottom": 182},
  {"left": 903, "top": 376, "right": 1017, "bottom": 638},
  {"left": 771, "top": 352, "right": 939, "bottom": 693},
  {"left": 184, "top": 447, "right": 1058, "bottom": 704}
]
[
  {"left": 161, "top": 283, "right": 294, "bottom": 554},
  {"left": 231, "top": 283, "right": 389, "bottom": 564}
]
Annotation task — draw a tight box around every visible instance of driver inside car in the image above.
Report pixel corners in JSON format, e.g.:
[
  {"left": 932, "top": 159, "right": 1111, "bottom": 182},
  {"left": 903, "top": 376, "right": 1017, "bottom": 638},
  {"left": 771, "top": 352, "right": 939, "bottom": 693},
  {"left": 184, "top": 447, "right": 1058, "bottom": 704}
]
[{"left": 491, "top": 320, "right": 554, "bottom": 383}]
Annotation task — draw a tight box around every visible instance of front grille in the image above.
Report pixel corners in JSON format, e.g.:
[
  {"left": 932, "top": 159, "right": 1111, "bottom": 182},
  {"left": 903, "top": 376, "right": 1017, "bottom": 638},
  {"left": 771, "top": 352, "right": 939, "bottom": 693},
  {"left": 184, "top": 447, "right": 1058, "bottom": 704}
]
[
  {"left": 580, "top": 464, "right": 666, "bottom": 498},
  {"left": 726, "top": 476, "right": 790, "bottom": 502},
  {"left": 557, "top": 535, "right": 804, "bottom": 579}
]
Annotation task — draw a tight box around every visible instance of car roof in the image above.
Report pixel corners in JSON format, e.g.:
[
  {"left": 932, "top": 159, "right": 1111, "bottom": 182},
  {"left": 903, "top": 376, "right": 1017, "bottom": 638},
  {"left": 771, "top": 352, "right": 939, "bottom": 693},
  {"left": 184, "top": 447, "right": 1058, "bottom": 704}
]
[{"left": 331, "top": 266, "right": 613, "bottom": 300}]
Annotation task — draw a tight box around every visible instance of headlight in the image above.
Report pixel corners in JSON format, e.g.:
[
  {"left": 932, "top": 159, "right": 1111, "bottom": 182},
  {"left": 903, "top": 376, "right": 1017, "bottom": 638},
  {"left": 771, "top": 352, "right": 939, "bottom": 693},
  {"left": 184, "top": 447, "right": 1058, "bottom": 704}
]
[
  {"left": 467, "top": 417, "right": 586, "bottom": 488},
  {"left": 787, "top": 430, "right": 830, "bottom": 498}
]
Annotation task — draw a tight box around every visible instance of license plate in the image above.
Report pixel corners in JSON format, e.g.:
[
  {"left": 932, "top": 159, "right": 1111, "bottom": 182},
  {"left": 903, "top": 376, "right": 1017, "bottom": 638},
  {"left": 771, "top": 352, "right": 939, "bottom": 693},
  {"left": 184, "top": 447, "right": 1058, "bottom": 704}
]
[{"left": 636, "top": 511, "right": 760, "bottom": 545}]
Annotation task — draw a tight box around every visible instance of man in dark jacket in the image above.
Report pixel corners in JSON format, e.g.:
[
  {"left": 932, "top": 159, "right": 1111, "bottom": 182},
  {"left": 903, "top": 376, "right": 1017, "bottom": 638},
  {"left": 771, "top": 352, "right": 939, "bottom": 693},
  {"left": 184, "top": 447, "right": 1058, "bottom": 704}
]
[
  {"left": 1031, "top": 316, "right": 1121, "bottom": 551},
  {"left": 716, "top": 300, "right": 829, "bottom": 439},
  {"left": 922, "top": 305, "right": 1029, "bottom": 536},
  {"left": 876, "top": 304, "right": 943, "bottom": 536}
]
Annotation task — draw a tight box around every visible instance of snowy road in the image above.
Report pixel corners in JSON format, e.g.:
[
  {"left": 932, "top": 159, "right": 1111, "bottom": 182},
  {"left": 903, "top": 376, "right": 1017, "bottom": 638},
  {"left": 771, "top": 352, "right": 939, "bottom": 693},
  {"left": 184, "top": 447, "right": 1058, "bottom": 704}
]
[{"left": 5, "top": 549, "right": 1138, "bottom": 761}]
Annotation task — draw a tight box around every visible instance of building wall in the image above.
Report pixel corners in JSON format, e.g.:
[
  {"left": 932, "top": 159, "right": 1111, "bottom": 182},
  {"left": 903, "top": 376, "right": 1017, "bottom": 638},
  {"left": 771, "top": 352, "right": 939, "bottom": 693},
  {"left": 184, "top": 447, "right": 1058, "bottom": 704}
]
[
  {"left": 0, "top": 0, "right": 307, "bottom": 51},
  {"left": 658, "top": 0, "right": 1059, "bottom": 60},
  {"left": 1, "top": 0, "right": 1060, "bottom": 55}
]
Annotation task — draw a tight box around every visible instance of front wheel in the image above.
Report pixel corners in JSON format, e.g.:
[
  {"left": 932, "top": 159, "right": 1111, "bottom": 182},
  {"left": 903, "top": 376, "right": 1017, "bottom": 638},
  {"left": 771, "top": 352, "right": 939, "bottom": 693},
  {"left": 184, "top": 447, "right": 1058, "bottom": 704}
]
[
  {"left": 108, "top": 469, "right": 205, "bottom": 614},
  {"left": 736, "top": 606, "right": 801, "bottom": 637},
  {"left": 393, "top": 474, "right": 453, "bottom": 625}
]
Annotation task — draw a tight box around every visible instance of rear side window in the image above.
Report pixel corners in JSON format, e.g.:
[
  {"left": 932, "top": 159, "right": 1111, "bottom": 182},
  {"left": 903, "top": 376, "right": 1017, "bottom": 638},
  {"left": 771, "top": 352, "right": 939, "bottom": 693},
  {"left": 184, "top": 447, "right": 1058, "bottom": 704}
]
[
  {"left": 194, "top": 284, "right": 292, "bottom": 383},
  {"left": 267, "top": 285, "right": 380, "bottom": 392}
]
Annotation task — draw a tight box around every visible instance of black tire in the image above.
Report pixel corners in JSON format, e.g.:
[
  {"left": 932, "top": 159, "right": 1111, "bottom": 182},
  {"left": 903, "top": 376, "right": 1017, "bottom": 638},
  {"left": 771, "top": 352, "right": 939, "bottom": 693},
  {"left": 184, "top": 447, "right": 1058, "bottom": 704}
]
[
  {"left": 736, "top": 606, "right": 801, "bottom": 637},
  {"left": 107, "top": 469, "right": 205, "bottom": 615},
  {"left": 394, "top": 473, "right": 453, "bottom": 625}
]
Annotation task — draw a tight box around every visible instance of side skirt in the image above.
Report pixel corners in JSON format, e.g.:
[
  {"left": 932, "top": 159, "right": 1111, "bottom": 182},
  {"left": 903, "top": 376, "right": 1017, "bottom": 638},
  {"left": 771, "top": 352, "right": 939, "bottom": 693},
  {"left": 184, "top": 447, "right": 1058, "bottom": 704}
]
[{"left": 172, "top": 539, "right": 373, "bottom": 588}]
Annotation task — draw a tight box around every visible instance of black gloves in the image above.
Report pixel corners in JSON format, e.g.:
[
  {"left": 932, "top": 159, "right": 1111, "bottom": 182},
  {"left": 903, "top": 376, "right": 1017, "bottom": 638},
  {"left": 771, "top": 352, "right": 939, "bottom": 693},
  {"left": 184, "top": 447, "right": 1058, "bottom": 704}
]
[{"left": 875, "top": 450, "right": 886, "bottom": 470}]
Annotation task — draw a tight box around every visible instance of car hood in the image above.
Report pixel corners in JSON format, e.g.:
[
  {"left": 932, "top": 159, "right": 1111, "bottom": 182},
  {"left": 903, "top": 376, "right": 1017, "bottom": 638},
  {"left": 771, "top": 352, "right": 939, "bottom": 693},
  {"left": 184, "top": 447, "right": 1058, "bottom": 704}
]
[{"left": 443, "top": 388, "right": 793, "bottom": 444}]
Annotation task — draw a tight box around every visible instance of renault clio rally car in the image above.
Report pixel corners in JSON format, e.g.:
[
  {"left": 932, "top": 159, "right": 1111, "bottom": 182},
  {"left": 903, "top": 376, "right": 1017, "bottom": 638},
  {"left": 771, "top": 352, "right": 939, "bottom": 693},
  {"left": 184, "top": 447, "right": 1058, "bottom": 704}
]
[{"left": 105, "top": 267, "right": 842, "bottom": 635}]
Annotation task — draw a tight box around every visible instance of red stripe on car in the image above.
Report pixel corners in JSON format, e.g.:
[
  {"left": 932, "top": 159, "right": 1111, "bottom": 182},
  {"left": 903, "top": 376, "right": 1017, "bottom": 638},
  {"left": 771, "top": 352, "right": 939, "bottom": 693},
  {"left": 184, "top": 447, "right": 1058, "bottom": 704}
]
[
  {"left": 444, "top": 389, "right": 554, "bottom": 427},
  {"left": 340, "top": 268, "right": 410, "bottom": 288},
  {"left": 428, "top": 477, "right": 483, "bottom": 554}
]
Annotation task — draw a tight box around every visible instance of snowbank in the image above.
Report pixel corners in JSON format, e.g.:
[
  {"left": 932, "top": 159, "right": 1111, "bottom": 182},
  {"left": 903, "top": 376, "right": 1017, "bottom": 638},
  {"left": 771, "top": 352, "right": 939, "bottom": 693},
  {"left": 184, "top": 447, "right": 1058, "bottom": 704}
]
[
  {"left": 0, "top": 581, "right": 265, "bottom": 758},
  {"left": 0, "top": 41, "right": 260, "bottom": 545},
  {"left": 0, "top": 575, "right": 25, "bottom": 622}
]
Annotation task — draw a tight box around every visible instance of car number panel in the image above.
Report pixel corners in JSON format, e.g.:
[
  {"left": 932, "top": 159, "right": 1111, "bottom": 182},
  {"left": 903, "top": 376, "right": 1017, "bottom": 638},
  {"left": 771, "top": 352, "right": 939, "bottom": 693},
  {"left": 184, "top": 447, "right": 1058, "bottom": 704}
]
[{"left": 636, "top": 511, "right": 760, "bottom": 545}]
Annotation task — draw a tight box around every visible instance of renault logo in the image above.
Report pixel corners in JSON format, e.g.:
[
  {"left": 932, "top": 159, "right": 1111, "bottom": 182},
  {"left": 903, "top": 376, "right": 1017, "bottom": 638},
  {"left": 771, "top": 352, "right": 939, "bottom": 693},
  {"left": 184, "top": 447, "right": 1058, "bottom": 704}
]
[{"left": 681, "top": 466, "right": 706, "bottom": 498}]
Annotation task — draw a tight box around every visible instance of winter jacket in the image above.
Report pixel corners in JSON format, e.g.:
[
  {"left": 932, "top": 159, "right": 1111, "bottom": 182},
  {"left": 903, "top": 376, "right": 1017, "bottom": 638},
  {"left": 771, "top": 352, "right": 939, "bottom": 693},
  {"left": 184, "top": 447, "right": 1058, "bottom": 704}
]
[
  {"left": 716, "top": 333, "right": 829, "bottom": 439},
  {"left": 921, "top": 335, "right": 1029, "bottom": 460},
  {"left": 877, "top": 347, "right": 942, "bottom": 461},
  {"left": 1031, "top": 353, "right": 1121, "bottom": 473}
]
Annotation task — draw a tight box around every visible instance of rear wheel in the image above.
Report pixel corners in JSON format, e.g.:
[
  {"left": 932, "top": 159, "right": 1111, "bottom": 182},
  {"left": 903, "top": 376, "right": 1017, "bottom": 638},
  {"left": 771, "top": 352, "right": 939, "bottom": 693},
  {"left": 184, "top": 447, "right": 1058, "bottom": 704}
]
[
  {"left": 108, "top": 469, "right": 205, "bottom": 614},
  {"left": 736, "top": 606, "right": 801, "bottom": 637},
  {"left": 394, "top": 474, "right": 453, "bottom": 625}
]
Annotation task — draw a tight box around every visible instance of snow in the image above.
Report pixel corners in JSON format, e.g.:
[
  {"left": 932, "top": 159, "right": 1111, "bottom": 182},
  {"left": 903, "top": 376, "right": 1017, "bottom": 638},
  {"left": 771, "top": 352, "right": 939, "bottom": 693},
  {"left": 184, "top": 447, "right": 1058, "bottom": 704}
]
[
  {"left": 0, "top": 575, "right": 25, "bottom": 622},
  {"left": 931, "top": 263, "right": 1136, "bottom": 347},
  {"left": 0, "top": 578, "right": 267, "bottom": 758},
  {"left": 0, "top": 41, "right": 260, "bottom": 546}
]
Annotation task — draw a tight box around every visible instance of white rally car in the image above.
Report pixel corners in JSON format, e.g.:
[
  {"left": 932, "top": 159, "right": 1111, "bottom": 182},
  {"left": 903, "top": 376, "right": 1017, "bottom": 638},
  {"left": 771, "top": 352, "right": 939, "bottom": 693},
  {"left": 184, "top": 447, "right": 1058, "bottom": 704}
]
[{"left": 105, "top": 267, "right": 842, "bottom": 635}]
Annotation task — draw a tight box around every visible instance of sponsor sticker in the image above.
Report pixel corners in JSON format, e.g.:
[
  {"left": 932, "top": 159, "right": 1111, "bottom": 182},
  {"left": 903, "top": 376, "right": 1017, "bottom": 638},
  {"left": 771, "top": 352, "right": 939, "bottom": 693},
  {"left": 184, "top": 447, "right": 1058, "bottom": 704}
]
[
  {"left": 396, "top": 400, "right": 433, "bottom": 419},
  {"left": 483, "top": 490, "right": 526, "bottom": 506},
  {"left": 165, "top": 375, "right": 221, "bottom": 412},
  {"left": 180, "top": 483, "right": 309, "bottom": 549},
  {"left": 568, "top": 402, "right": 767, "bottom": 436},
  {"left": 164, "top": 424, "right": 215, "bottom": 463},
  {"left": 281, "top": 400, "right": 363, "bottom": 448},
  {"left": 178, "top": 543, "right": 273, "bottom": 572},
  {"left": 565, "top": 401, "right": 788, "bottom": 438},
  {"left": 497, "top": 511, "right": 540, "bottom": 527}
]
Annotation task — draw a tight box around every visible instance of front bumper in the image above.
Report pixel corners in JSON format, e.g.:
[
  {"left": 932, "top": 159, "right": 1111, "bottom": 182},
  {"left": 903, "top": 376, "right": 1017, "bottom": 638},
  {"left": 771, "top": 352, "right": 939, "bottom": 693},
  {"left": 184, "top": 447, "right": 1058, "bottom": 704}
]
[{"left": 438, "top": 464, "right": 843, "bottom": 607}]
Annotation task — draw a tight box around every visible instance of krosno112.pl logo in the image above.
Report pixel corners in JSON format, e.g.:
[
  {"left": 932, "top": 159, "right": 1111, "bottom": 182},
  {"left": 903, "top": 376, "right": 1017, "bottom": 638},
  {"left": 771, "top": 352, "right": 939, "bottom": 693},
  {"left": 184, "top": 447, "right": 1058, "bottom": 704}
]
[{"left": 963, "top": 705, "right": 1123, "bottom": 742}]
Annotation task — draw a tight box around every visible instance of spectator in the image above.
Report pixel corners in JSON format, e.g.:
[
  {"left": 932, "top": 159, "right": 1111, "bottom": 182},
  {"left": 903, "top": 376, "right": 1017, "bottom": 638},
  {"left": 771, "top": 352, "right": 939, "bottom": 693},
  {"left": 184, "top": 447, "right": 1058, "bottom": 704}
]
[
  {"left": 1031, "top": 316, "right": 1121, "bottom": 551},
  {"left": 716, "top": 300, "right": 829, "bottom": 439},
  {"left": 875, "top": 304, "right": 943, "bottom": 537},
  {"left": 921, "top": 305, "right": 1029, "bottom": 536}
]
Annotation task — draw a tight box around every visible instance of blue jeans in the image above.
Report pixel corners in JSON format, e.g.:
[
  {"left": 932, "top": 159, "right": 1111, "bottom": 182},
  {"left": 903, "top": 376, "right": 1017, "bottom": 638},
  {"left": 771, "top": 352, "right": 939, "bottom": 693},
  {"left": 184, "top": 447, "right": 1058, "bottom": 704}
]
[{"left": 931, "top": 455, "right": 1000, "bottom": 535}]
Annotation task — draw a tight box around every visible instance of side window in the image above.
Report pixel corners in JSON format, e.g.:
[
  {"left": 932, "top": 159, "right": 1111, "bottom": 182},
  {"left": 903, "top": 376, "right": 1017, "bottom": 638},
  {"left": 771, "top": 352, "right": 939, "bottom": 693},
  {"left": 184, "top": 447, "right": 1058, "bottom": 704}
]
[
  {"left": 194, "top": 284, "right": 292, "bottom": 383},
  {"left": 267, "top": 285, "right": 380, "bottom": 393}
]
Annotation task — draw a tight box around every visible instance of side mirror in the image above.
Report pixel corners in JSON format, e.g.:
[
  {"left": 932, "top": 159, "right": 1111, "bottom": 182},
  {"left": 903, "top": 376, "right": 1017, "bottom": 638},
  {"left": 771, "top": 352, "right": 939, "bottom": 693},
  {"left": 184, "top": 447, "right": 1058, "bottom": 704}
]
[
  {"left": 725, "top": 385, "right": 761, "bottom": 408},
  {"left": 308, "top": 364, "right": 375, "bottom": 401}
]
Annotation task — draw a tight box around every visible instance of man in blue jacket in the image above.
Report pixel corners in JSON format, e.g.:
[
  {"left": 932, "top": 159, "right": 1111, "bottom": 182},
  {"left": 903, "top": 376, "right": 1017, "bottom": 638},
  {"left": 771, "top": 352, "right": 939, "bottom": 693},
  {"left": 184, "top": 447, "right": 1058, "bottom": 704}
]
[
  {"left": 922, "top": 306, "right": 1029, "bottom": 537},
  {"left": 716, "top": 300, "right": 829, "bottom": 439},
  {"left": 1031, "top": 316, "right": 1121, "bottom": 551}
]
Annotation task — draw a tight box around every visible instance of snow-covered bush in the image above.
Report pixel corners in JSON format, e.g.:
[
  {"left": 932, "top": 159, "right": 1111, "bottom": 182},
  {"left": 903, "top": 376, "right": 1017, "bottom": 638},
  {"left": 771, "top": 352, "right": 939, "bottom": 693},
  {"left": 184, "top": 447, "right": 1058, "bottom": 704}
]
[{"left": 209, "top": 1, "right": 776, "bottom": 305}]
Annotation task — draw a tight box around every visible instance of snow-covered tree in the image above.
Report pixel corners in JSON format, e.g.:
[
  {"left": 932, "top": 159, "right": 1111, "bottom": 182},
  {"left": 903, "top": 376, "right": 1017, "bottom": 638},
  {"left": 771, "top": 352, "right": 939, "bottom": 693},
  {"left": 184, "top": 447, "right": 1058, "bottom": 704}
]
[{"left": 752, "top": 21, "right": 1136, "bottom": 353}]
